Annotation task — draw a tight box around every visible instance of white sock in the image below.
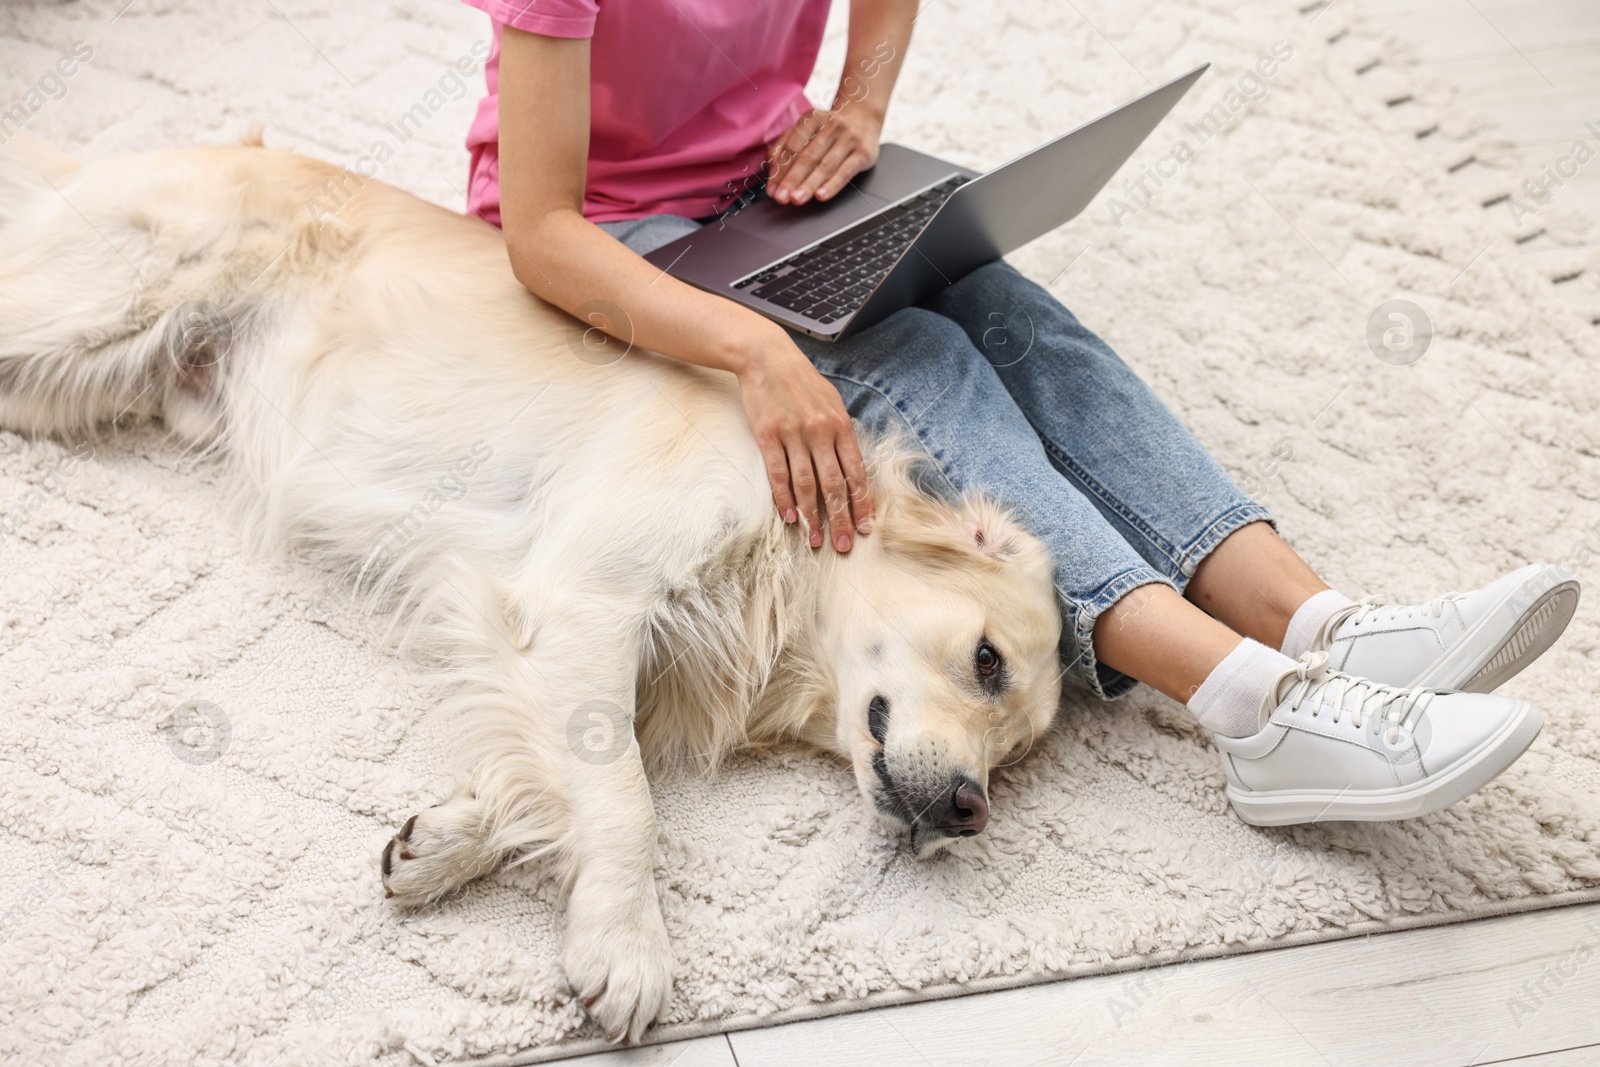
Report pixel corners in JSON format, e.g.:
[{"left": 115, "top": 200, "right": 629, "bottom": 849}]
[
  {"left": 1187, "top": 638, "right": 1297, "bottom": 738},
  {"left": 1280, "top": 588, "right": 1356, "bottom": 660}
]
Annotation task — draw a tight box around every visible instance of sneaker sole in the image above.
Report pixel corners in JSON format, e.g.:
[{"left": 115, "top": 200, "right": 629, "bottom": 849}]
[
  {"left": 1413, "top": 571, "right": 1580, "bottom": 694},
  {"left": 1225, "top": 700, "right": 1543, "bottom": 826}
]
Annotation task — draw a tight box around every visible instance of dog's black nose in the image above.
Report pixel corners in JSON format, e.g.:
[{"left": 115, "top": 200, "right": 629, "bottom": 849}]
[{"left": 936, "top": 777, "right": 989, "bottom": 836}]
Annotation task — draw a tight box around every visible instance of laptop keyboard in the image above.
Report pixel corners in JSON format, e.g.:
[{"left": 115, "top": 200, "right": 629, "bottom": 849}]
[{"left": 732, "top": 174, "right": 971, "bottom": 326}]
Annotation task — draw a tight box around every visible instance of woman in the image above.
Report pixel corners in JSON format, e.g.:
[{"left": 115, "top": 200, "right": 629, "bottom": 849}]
[{"left": 460, "top": 0, "right": 1578, "bottom": 823}]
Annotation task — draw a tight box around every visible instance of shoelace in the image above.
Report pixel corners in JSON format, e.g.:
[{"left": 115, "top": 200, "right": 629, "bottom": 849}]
[
  {"left": 1281, "top": 652, "right": 1432, "bottom": 744},
  {"left": 1344, "top": 591, "right": 1466, "bottom": 627},
  {"left": 1314, "top": 591, "right": 1466, "bottom": 651}
]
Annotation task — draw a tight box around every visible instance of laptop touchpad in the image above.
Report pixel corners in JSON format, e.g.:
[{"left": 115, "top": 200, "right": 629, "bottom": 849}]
[{"left": 648, "top": 225, "right": 796, "bottom": 289}]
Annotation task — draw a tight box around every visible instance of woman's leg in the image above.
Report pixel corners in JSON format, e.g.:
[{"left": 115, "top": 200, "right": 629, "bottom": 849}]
[
  {"left": 917, "top": 261, "right": 1327, "bottom": 648},
  {"left": 1185, "top": 520, "right": 1330, "bottom": 649},
  {"left": 913, "top": 261, "right": 1575, "bottom": 704},
  {"left": 1093, "top": 584, "right": 1243, "bottom": 704},
  {"left": 791, "top": 306, "right": 1247, "bottom": 702}
]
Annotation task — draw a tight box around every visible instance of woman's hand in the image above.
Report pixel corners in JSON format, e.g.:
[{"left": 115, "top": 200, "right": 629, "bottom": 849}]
[
  {"left": 734, "top": 329, "right": 874, "bottom": 552},
  {"left": 766, "top": 106, "right": 882, "bottom": 206},
  {"left": 767, "top": 0, "right": 913, "bottom": 206}
]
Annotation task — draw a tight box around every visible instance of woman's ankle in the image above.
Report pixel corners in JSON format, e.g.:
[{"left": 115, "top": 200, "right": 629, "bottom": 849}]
[{"left": 1186, "top": 638, "right": 1297, "bottom": 737}]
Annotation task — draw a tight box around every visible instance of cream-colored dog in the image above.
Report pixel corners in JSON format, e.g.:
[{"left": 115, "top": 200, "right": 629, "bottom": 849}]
[{"left": 0, "top": 135, "right": 1063, "bottom": 1042}]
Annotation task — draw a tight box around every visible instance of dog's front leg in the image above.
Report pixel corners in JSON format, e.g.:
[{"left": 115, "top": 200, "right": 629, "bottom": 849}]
[
  {"left": 472, "top": 624, "right": 675, "bottom": 1044},
  {"left": 559, "top": 728, "right": 674, "bottom": 1044},
  {"left": 384, "top": 579, "right": 674, "bottom": 1041}
]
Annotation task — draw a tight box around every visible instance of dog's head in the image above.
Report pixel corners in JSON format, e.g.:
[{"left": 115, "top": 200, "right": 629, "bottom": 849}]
[{"left": 815, "top": 449, "right": 1062, "bottom": 857}]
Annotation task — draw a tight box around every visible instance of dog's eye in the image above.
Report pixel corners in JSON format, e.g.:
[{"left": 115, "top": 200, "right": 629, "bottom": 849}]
[{"left": 975, "top": 640, "right": 1001, "bottom": 680}]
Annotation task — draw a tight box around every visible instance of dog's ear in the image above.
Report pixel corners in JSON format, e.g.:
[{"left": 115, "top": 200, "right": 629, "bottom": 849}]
[
  {"left": 957, "top": 497, "right": 1045, "bottom": 569},
  {"left": 867, "top": 434, "right": 1050, "bottom": 575}
]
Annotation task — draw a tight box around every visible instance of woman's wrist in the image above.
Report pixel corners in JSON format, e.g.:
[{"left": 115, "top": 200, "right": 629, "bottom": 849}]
[
  {"left": 720, "top": 315, "right": 796, "bottom": 379},
  {"left": 848, "top": 96, "right": 888, "bottom": 130}
]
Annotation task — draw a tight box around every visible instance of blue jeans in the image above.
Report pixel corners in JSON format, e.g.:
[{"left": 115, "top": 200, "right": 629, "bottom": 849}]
[{"left": 601, "top": 215, "right": 1272, "bottom": 698}]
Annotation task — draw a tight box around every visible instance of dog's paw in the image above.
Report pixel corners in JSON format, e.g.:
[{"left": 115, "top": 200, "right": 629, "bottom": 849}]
[
  {"left": 562, "top": 888, "right": 674, "bottom": 1044},
  {"left": 381, "top": 794, "right": 500, "bottom": 907}
]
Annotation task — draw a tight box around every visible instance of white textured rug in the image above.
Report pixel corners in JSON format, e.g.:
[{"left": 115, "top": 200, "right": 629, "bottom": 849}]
[{"left": 4, "top": 1, "right": 1600, "bottom": 1065}]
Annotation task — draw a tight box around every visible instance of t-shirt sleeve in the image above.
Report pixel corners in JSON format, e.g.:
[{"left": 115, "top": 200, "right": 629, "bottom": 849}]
[{"left": 462, "top": 0, "right": 599, "bottom": 38}]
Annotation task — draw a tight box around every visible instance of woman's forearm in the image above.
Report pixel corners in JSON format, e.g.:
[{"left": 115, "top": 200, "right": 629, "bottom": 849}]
[
  {"left": 506, "top": 207, "right": 789, "bottom": 377},
  {"left": 836, "top": 0, "right": 917, "bottom": 121}
]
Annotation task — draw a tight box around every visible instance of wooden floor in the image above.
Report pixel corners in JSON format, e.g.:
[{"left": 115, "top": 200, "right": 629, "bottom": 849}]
[
  {"left": 573, "top": 902, "right": 1600, "bottom": 1067},
  {"left": 563, "top": 5, "right": 1600, "bottom": 1065}
]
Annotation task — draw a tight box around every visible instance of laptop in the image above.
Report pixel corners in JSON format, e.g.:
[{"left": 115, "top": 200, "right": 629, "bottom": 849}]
[{"left": 643, "top": 64, "right": 1208, "bottom": 341}]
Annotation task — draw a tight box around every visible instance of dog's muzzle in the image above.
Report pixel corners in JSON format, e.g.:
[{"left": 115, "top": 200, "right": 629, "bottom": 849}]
[{"left": 883, "top": 773, "right": 990, "bottom": 855}]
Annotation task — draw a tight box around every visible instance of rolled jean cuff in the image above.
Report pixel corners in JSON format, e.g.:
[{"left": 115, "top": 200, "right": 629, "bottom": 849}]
[
  {"left": 1065, "top": 567, "right": 1176, "bottom": 700},
  {"left": 1068, "top": 502, "right": 1276, "bottom": 700},
  {"left": 1172, "top": 502, "right": 1278, "bottom": 593}
]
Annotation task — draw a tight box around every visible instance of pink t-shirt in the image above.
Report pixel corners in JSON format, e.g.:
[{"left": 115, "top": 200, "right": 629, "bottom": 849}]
[{"left": 463, "top": 0, "right": 831, "bottom": 225}]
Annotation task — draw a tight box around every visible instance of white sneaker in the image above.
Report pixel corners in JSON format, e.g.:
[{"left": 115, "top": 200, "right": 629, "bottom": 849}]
[
  {"left": 1215, "top": 653, "right": 1542, "bottom": 826},
  {"left": 1313, "top": 564, "right": 1580, "bottom": 693}
]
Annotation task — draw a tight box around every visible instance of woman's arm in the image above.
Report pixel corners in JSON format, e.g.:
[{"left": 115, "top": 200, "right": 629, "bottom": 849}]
[
  {"left": 766, "top": 0, "right": 918, "bottom": 205},
  {"left": 496, "top": 27, "right": 872, "bottom": 552}
]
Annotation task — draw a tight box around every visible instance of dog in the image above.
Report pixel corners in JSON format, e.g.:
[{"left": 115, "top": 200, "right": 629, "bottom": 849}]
[{"left": 0, "top": 133, "right": 1064, "bottom": 1042}]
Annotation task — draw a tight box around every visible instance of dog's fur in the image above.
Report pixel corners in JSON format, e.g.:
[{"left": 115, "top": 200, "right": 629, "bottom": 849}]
[{"left": 0, "top": 134, "right": 1063, "bottom": 1042}]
